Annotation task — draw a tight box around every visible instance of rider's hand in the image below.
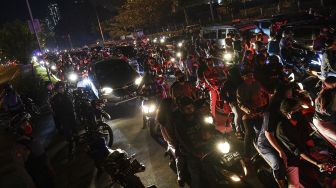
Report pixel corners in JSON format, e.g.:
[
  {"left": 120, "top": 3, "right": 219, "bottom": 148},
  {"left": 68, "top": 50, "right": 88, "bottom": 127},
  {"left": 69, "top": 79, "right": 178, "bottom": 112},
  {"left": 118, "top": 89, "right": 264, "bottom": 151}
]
[
  {"left": 317, "top": 163, "right": 331, "bottom": 172},
  {"left": 279, "top": 151, "right": 288, "bottom": 168}
]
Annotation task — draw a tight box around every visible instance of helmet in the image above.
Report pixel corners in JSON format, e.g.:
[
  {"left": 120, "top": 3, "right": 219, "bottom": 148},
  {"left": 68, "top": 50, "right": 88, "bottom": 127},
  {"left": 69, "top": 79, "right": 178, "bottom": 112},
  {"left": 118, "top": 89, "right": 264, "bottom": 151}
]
[
  {"left": 54, "top": 81, "right": 65, "bottom": 90},
  {"left": 282, "top": 29, "right": 293, "bottom": 38},
  {"left": 4, "top": 83, "right": 14, "bottom": 93}
]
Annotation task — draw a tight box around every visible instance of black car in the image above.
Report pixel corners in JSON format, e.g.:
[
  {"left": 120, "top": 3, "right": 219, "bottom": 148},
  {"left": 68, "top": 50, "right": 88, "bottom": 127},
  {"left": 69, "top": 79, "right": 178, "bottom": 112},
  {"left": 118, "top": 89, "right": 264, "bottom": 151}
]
[{"left": 91, "top": 58, "right": 142, "bottom": 105}]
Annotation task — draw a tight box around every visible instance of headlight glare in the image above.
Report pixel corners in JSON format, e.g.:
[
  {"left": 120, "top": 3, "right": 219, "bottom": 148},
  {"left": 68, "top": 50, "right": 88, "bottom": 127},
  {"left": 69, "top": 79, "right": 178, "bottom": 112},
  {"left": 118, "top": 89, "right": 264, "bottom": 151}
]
[
  {"left": 68, "top": 73, "right": 78, "bottom": 82},
  {"left": 224, "top": 53, "right": 233, "bottom": 61},
  {"left": 102, "top": 87, "right": 113, "bottom": 95},
  {"left": 217, "top": 141, "right": 230, "bottom": 154},
  {"left": 135, "top": 77, "right": 142, "bottom": 86}
]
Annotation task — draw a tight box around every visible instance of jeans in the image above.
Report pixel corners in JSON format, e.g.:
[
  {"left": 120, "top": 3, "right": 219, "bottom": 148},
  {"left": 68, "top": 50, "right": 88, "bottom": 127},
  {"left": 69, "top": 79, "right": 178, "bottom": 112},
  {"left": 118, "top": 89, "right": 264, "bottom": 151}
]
[
  {"left": 186, "top": 157, "right": 203, "bottom": 188},
  {"left": 243, "top": 117, "right": 262, "bottom": 158},
  {"left": 258, "top": 145, "right": 286, "bottom": 180},
  {"left": 230, "top": 103, "right": 243, "bottom": 133}
]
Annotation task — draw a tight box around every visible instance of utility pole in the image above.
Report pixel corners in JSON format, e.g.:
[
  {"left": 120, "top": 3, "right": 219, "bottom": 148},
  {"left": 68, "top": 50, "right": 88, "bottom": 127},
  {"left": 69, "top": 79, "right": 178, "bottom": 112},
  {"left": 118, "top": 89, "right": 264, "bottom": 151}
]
[
  {"left": 67, "top": 34, "right": 73, "bottom": 49},
  {"left": 95, "top": 10, "right": 105, "bottom": 45},
  {"left": 183, "top": 8, "right": 189, "bottom": 25},
  {"left": 209, "top": 0, "right": 215, "bottom": 22},
  {"left": 25, "top": 0, "right": 51, "bottom": 81}
]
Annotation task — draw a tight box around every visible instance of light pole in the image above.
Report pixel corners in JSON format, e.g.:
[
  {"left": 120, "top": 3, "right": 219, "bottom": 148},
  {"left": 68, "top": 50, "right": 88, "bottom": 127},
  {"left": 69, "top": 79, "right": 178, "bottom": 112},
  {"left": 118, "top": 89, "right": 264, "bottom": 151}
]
[
  {"left": 25, "top": 0, "right": 51, "bottom": 81},
  {"left": 209, "top": 0, "right": 215, "bottom": 22},
  {"left": 95, "top": 10, "right": 105, "bottom": 45}
]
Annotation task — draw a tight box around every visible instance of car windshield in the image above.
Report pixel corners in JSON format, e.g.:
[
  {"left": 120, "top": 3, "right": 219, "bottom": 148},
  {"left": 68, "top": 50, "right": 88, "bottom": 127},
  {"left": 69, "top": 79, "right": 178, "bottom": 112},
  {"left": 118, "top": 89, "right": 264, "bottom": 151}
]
[
  {"left": 115, "top": 46, "right": 136, "bottom": 58},
  {"left": 94, "top": 60, "right": 136, "bottom": 87}
]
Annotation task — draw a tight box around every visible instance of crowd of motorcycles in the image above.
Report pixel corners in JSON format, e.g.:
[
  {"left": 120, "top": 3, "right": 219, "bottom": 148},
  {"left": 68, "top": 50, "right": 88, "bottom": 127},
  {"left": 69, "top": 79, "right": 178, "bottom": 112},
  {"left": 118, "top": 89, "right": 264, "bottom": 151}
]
[{"left": 3, "top": 21, "right": 336, "bottom": 188}]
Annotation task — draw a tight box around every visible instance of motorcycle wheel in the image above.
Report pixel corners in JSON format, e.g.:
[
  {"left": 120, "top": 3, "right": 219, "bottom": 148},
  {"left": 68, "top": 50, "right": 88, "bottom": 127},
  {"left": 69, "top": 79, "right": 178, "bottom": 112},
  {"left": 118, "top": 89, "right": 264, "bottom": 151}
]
[
  {"left": 149, "top": 119, "right": 157, "bottom": 137},
  {"left": 98, "top": 123, "right": 114, "bottom": 147}
]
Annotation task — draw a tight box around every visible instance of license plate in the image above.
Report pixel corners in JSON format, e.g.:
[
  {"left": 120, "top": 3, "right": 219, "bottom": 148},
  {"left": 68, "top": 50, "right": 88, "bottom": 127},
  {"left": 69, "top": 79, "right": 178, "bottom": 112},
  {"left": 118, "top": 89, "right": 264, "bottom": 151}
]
[{"left": 222, "top": 151, "right": 241, "bottom": 164}]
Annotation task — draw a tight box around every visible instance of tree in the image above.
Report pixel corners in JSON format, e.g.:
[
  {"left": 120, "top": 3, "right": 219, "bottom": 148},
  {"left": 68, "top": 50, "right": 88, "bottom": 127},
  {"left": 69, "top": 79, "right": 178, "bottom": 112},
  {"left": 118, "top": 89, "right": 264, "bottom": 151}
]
[
  {"left": 0, "top": 20, "right": 37, "bottom": 62},
  {"left": 114, "top": 0, "right": 173, "bottom": 30}
]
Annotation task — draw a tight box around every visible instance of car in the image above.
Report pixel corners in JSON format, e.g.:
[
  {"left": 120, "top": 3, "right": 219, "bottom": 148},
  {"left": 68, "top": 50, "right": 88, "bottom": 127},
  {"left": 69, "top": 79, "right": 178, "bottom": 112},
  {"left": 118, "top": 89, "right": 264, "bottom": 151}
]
[
  {"left": 113, "top": 46, "right": 142, "bottom": 74},
  {"left": 201, "top": 25, "right": 239, "bottom": 49},
  {"left": 277, "top": 20, "right": 335, "bottom": 50},
  {"left": 89, "top": 58, "right": 142, "bottom": 105}
]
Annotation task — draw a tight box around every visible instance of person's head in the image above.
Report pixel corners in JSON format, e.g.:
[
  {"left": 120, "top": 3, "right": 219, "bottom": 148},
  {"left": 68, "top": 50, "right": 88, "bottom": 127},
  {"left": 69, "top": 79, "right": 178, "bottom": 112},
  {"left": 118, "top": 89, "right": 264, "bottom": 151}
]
[
  {"left": 241, "top": 69, "right": 255, "bottom": 84},
  {"left": 323, "top": 76, "right": 336, "bottom": 89},
  {"left": 267, "top": 55, "right": 280, "bottom": 65},
  {"left": 280, "top": 98, "right": 303, "bottom": 122},
  {"left": 206, "top": 58, "right": 214, "bottom": 68},
  {"left": 255, "top": 54, "right": 266, "bottom": 65},
  {"left": 177, "top": 96, "right": 195, "bottom": 116},
  {"left": 275, "top": 83, "right": 293, "bottom": 99},
  {"left": 54, "top": 81, "right": 65, "bottom": 93},
  {"left": 325, "top": 38, "right": 336, "bottom": 49},
  {"left": 4, "top": 83, "right": 14, "bottom": 94},
  {"left": 194, "top": 99, "right": 209, "bottom": 115},
  {"left": 157, "top": 98, "right": 176, "bottom": 125},
  {"left": 45, "top": 81, "right": 53, "bottom": 91},
  {"left": 175, "top": 71, "right": 185, "bottom": 82},
  {"left": 243, "top": 50, "right": 254, "bottom": 62},
  {"left": 282, "top": 29, "right": 293, "bottom": 38},
  {"left": 10, "top": 113, "right": 33, "bottom": 136},
  {"left": 256, "top": 32, "right": 263, "bottom": 41},
  {"left": 234, "top": 33, "right": 241, "bottom": 40}
]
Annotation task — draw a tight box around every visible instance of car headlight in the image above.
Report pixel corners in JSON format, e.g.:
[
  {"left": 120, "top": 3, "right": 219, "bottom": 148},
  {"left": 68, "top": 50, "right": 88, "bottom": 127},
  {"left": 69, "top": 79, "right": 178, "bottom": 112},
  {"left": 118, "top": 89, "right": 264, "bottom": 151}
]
[
  {"left": 217, "top": 141, "right": 230, "bottom": 154},
  {"left": 230, "top": 174, "right": 241, "bottom": 182},
  {"left": 223, "top": 53, "right": 233, "bottom": 61},
  {"left": 102, "top": 87, "right": 113, "bottom": 95},
  {"left": 297, "top": 82, "right": 304, "bottom": 90},
  {"left": 204, "top": 116, "right": 214, "bottom": 124},
  {"left": 135, "top": 77, "right": 142, "bottom": 86},
  {"left": 68, "top": 73, "right": 78, "bottom": 82},
  {"left": 51, "top": 65, "right": 57, "bottom": 70}
]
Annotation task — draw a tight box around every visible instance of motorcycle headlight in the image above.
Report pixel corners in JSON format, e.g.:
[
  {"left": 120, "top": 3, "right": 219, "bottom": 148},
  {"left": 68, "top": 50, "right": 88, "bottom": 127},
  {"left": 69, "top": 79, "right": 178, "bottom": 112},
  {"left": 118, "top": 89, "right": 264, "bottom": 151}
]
[
  {"left": 135, "top": 77, "right": 142, "bottom": 86},
  {"left": 170, "top": 57, "right": 176, "bottom": 62},
  {"left": 176, "top": 52, "right": 182, "bottom": 58},
  {"left": 142, "top": 105, "right": 149, "bottom": 114},
  {"left": 223, "top": 53, "right": 233, "bottom": 61},
  {"left": 178, "top": 42, "right": 183, "bottom": 47},
  {"left": 101, "top": 87, "right": 113, "bottom": 95},
  {"left": 217, "top": 141, "right": 230, "bottom": 154},
  {"left": 142, "top": 104, "right": 156, "bottom": 114},
  {"left": 51, "top": 65, "right": 57, "bottom": 70},
  {"left": 204, "top": 116, "right": 214, "bottom": 124},
  {"left": 68, "top": 73, "right": 78, "bottom": 82},
  {"left": 230, "top": 174, "right": 241, "bottom": 182}
]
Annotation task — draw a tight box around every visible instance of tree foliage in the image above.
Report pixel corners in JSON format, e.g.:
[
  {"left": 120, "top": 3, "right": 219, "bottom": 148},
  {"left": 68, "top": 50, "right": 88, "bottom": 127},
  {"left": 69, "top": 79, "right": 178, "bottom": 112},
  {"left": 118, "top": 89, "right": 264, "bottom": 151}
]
[{"left": 0, "top": 20, "right": 37, "bottom": 61}]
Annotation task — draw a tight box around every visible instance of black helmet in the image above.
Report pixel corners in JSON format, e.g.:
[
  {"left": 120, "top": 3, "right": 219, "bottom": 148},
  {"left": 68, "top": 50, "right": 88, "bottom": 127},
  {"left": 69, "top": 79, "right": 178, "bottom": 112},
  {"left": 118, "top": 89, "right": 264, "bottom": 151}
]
[
  {"left": 54, "top": 81, "right": 65, "bottom": 90},
  {"left": 4, "top": 83, "right": 14, "bottom": 93},
  {"left": 282, "top": 29, "right": 293, "bottom": 38}
]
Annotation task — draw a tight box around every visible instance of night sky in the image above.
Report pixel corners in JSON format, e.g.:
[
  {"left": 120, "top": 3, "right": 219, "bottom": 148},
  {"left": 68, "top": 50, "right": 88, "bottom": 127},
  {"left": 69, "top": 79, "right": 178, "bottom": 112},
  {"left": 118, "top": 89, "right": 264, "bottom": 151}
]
[{"left": 0, "top": 0, "right": 50, "bottom": 24}]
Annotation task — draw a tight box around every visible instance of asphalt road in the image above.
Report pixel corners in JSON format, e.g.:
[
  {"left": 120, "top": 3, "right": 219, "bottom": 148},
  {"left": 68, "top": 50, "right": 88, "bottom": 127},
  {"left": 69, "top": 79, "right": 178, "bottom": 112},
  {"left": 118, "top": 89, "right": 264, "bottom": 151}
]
[{"left": 49, "top": 103, "right": 180, "bottom": 188}]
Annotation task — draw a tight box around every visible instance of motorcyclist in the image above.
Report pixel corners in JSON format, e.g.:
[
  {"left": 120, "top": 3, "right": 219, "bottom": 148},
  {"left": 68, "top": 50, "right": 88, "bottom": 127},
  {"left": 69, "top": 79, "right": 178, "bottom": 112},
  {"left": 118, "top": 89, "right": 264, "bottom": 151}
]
[
  {"left": 170, "top": 71, "right": 196, "bottom": 102},
  {"left": 279, "top": 29, "right": 300, "bottom": 65},
  {"left": 156, "top": 98, "right": 186, "bottom": 186},
  {"left": 2, "top": 83, "right": 24, "bottom": 116},
  {"left": 257, "top": 84, "right": 293, "bottom": 188},
  {"left": 321, "top": 38, "right": 336, "bottom": 78},
  {"left": 174, "top": 96, "right": 221, "bottom": 188},
  {"left": 203, "top": 58, "right": 225, "bottom": 118},
  {"left": 50, "top": 81, "right": 78, "bottom": 161},
  {"left": 237, "top": 69, "right": 269, "bottom": 160},
  {"left": 313, "top": 76, "right": 336, "bottom": 148},
  {"left": 277, "top": 98, "right": 330, "bottom": 187},
  {"left": 11, "top": 112, "right": 55, "bottom": 188}
]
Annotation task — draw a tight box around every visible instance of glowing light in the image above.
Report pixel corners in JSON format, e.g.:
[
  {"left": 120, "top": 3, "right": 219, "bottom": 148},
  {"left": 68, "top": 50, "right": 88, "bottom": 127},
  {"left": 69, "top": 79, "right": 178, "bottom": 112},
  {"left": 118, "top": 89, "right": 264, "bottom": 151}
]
[
  {"left": 204, "top": 116, "right": 214, "bottom": 124},
  {"left": 176, "top": 52, "right": 182, "bottom": 58},
  {"left": 223, "top": 53, "right": 233, "bottom": 61},
  {"left": 217, "top": 142, "right": 230, "bottom": 154},
  {"left": 102, "top": 87, "right": 113, "bottom": 95},
  {"left": 135, "top": 77, "right": 142, "bottom": 85},
  {"left": 230, "top": 175, "right": 241, "bottom": 182}
]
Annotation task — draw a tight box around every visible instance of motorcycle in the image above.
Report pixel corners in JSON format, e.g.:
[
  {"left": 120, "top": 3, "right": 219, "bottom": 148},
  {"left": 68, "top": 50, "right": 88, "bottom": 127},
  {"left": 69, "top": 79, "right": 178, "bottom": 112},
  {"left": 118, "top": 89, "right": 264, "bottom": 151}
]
[
  {"left": 78, "top": 132, "right": 156, "bottom": 188},
  {"left": 141, "top": 97, "right": 162, "bottom": 140}
]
